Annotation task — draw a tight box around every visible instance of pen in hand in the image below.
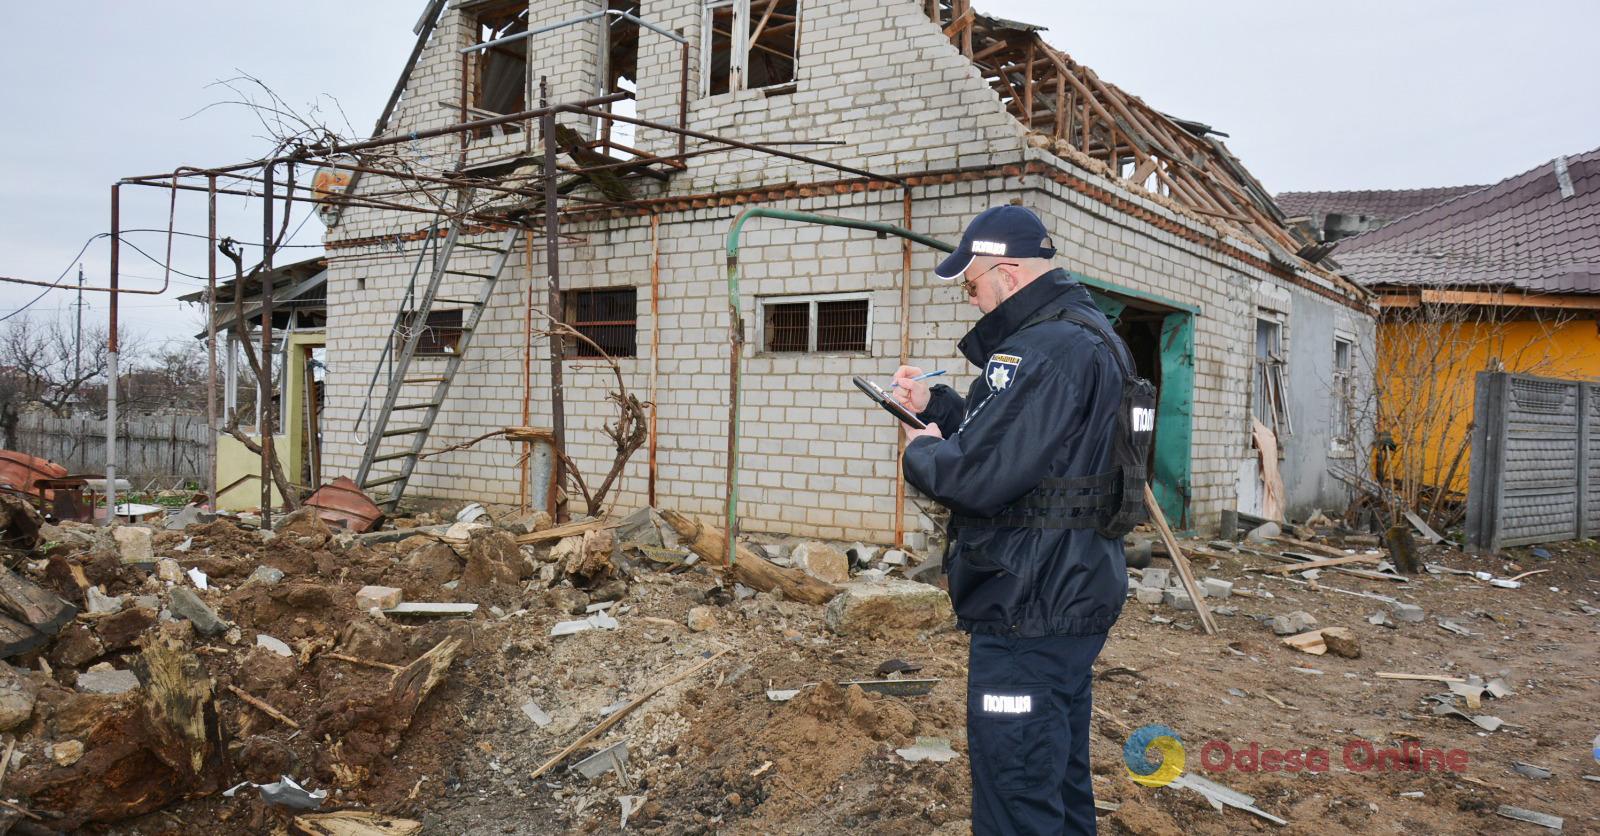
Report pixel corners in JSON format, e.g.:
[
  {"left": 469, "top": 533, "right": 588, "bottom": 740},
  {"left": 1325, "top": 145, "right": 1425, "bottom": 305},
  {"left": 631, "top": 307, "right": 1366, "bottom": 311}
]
[{"left": 891, "top": 369, "right": 947, "bottom": 388}]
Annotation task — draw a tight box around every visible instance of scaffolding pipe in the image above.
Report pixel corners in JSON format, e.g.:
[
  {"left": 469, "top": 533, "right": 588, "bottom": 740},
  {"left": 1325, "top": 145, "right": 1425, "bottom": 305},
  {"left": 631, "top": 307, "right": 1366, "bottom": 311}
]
[
  {"left": 207, "top": 175, "right": 219, "bottom": 510},
  {"left": 462, "top": 8, "right": 688, "bottom": 54},
  {"left": 722, "top": 208, "right": 952, "bottom": 565},
  {"left": 104, "top": 184, "right": 120, "bottom": 526}
]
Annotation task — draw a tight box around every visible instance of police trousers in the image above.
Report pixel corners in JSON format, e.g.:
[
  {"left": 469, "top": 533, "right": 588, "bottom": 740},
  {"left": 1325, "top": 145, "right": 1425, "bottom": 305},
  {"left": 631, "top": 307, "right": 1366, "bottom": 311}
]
[{"left": 967, "top": 631, "right": 1108, "bottom": 835}]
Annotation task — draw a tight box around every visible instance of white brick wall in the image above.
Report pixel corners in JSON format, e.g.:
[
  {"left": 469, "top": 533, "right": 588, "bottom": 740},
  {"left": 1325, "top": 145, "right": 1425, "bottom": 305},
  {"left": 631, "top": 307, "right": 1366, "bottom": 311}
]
[{"left": 318, "top": 0, "right": 1374, "bottom": 539}]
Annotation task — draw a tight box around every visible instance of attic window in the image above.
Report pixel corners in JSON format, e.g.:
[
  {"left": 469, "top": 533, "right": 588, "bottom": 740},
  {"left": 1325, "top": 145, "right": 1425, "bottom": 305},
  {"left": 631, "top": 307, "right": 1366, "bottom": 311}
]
[
  {"left": 703, "top": 0, "right": 799, "bottom": 96},
  {"left": 471, "top": 2, "right": 528, "bottom": 133}
]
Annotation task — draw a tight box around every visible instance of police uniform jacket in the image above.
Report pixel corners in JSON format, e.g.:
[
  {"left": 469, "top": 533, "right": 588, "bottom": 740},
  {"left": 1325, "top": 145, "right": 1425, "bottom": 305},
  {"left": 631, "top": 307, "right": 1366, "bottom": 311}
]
[{"left": 903, "top": 269, "right": 1128, "bottom": 637}]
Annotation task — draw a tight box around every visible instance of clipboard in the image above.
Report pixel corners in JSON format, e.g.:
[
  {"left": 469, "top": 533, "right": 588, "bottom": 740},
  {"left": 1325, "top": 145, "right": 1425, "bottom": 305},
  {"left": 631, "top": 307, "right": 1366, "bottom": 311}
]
[{"left": 851, "top": 376, "right": 928, "bottom": 429}]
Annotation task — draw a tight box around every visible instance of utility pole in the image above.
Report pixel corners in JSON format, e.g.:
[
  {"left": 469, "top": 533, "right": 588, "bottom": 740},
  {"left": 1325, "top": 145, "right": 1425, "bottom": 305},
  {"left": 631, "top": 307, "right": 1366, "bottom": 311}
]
[{"left": 74, "top": 263, "right": 84, "bottom": 385}]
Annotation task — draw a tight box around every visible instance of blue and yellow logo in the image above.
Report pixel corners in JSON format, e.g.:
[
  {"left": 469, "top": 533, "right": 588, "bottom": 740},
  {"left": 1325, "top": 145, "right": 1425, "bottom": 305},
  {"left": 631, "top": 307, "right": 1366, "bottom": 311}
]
[{"left": 1124, "top": 724, "right": 1185, "bottom": 787}]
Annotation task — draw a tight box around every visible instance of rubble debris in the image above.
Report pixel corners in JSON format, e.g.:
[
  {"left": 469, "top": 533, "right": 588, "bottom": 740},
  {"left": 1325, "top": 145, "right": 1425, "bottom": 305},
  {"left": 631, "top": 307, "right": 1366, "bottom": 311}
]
[
  {"left": 615, "top": 507, "right": 670, "bottom": 548},
  {"left": 85, "top": 585, "right": 124, "bottom": 614},
  {"left": 660, "top": 510, "right": 838, "bottom": 604},
  {"left": 619, "top": 794, "right": 648, "bottom": 830},
  {"left": 1139, "top": 567, "right": 1170, "bottom": 589},
  {"left": 841, "top": 678, "right": 939, "bottom": 697},
  {"left": 1200, "top": 577, "right": 1233, "bottom": 598},
  {"left": 356, "top": 585, "right": 403, "bottom": 611},
  {"left": 1495, "top": 804, "right": 1564, "bottom": 830},
  {"left": 530, "top": 649, "right": 728, "bottom": 780},
  {"left": 521, "top": 700, "right": 553, "bottom": 728},
  {"left": 1134, "top": 586, "right": 1165, "bottom": 605},
  {"left": 1270, "top": 611, "right": 1318, "bottom": 636},
  {"left": 225, "top": 774, "right": 327, "bottom": 811},
  {"left": 1430, "top": 703, "right": 1503, "bottom": 732},
  {"left": 1384, "top": 524, "right": 1423, "bottom": 574},
  {"left": 1162, "top": 588, "right": 1196, "bottom": 611},
  {"left": 49, "top": 740, "right": 84, "bottom": 767},
  {"left": 382, "top": 602, "right": 478, "bottom": 617},
  {"left": 1388, "top": 601, "right": 1425, "bottom": 623},
  {"left": 0, "top": 565, "right": 77, "bottom": 657},
  {"left": 1512, "top": 762, "right": 1552, "bottom": 780},
  {"left": 515, "top": 518, "right": 616, "bottom": 545},
  {"left": 1320, "top": 627, "right": 1360, "bottom": 658},
  {"left": 294, "top": 810, "right": 423, "bottom": 835},
  {"left": 168, "top": 587, "right": 227, "bottom": 636},
  {"left": 248, "top": 565, "right": 285, "bottom": 586},
  {"left": 1367, "top": 611, "right": 1396, "bottom": 628},
  {"left": 113, "top": 526, "right": 154, "bottom": 564},
  {"left": 1169, "top": 770, "right": 1288, "bottom": 825},
  {"left": 793, "top": 542, "right": 851, "bottom": 584},
  {"left": 1245, "top": 521, "right": 1281, "bottom": 543},
  {"left": 77, "top": 668, "right": 141, "bottom": 694},
  {"left": 303, "top": 477, "right": 385, "bottom": 533},
  {"left": 895, "top": 736, "right": 959, "bottom": 763},
  {"left": 685, "top": 606, "right": 716, "bottom": 632},
  {"left": 1436, "top": 618, "right": 1476, "bottom": 637},
  {"left": 256, "top": 634, "right": 293, "bottom": 657},
  {"left": 824, "top": 577, "right": 952, "bottom": 636},
  {"left": 502, "top": 509, "right": 554, "bottom": 536},
  {"left": 0, "top": 664, "right": 37, "bottom": 730},
  {"left": 766, "top": 689, "right": 801, "bottom": 702},
  {"left": 875, "top": 658, "right": 923, "bottom": 676},
  {"left": 572, "top": 741, "right": 630, "bottom": 782},
  {"left": 187, "top": 567, "right": 208, "bottom": 590},
  {"left": 157, "top": 558, "right": 184, "bottom": 584},
  {"left": 1376, "top": 672, "right": 1467, "bottom": 684},
  {"left": 0, "top": 493, "right": 43, "bottom": 551},
  {"left": 560, "top": 528, "right": 616, "bottom": 588}
]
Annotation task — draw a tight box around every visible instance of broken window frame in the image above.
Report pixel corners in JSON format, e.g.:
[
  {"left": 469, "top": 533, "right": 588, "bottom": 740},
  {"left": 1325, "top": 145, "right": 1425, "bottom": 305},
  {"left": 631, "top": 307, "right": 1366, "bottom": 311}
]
[
  {"left": 757, "top": 292, "right": 872, "bottom": 355},
  {"left": 562, "top": 286, "right": 639, "bottom": 359},
  {"left": 1253, "top": 316, "right": 1292, "bottom": 439},
  {"left": 702, "top": 0, "right": 800, "bottom": 97},
  {"left": 1331, "top": 335, "right": 1356, "bottom": 454},
  {"left": 468, "top": 1, "right": 530, "bottom": 137}
]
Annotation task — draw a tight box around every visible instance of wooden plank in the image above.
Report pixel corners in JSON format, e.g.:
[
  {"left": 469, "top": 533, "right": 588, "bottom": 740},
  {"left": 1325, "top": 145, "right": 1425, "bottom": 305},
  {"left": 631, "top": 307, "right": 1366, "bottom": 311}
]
[
  {"left": 1269, "top": 536, "right": 1351, "bottom": 559},
  {"left": 1247, "top": 554, "right": 1383, "bottom": 574},
  {"left": 513, "top": 518, "right": 618, "bottom": 544},
  {"left": 1143, "top": 484, "right": 1217, "bottom": 635},
  {"left": 1376, "top": 672, "right": 1467, "bottom": 684},
  {"left": 660, "top": 510, "right": 838, "bottom": 605}
]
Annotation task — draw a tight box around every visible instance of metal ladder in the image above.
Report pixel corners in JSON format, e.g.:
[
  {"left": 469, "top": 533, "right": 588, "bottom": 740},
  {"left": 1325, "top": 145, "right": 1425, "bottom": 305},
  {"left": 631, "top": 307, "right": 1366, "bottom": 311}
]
[{"left": 356, "top": 195, "right": 523, "bottom": 510}]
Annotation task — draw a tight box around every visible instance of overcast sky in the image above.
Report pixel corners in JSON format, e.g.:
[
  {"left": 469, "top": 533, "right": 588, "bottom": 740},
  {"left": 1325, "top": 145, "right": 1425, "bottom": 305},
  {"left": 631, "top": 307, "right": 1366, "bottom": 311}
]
[{"left": 2, "top": 1, "right": 1596, "bottom": 348}]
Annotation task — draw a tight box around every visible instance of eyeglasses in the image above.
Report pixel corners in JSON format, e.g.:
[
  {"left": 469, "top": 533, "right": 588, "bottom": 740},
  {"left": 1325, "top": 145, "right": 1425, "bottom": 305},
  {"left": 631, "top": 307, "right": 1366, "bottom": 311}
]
[{"left": 960, "top": 262, "right": 1018, "bottom": 297}]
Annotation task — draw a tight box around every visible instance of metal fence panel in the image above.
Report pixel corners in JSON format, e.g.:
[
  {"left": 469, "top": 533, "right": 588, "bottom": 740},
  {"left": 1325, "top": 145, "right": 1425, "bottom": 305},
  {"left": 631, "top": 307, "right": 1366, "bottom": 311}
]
[{"left": 1468, "top": 372, "right": 1597, "bottom": 552}]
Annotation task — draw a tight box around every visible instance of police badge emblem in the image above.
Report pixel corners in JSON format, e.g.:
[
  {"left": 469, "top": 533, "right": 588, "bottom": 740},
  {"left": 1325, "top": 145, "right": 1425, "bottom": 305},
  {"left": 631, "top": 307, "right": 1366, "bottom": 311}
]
[{"left": 985, "top": 353, "right": 1020, "bottom": 391}]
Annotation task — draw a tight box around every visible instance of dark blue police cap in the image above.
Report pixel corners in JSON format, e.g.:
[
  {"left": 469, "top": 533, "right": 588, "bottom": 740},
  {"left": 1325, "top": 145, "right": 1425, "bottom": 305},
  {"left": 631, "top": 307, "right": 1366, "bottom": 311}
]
[{"left": 935, "top": 205, "right": 1058, "bottom": 280}]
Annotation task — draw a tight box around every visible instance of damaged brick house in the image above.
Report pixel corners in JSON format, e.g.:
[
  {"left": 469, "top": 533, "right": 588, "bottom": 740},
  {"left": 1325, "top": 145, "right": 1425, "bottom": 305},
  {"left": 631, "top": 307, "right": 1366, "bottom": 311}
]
[{"left": 315, "top": 0, "right": 1375, "bottom": 542}]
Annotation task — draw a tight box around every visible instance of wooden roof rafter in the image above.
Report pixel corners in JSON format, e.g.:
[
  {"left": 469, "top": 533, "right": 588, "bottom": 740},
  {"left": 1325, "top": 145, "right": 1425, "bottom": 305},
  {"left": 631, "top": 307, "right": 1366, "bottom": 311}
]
[{"left": 928, "top": 2, "right": 1363, "bottom": 295}]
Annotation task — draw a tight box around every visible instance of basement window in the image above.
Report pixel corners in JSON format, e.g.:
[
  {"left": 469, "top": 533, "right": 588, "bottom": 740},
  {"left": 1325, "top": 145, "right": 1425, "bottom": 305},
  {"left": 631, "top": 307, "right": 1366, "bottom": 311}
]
[
  {"left": 564, "top": 287, "right": 638, "bottom": 358},
  {"left": 703, "top": 0, "right": 799, "bottom": 96},
  {"left": 470, "top": 1, "right": 529, "bottom": 134},
  {"left": 403, "top": 309, "right": 464, "bottom": 357},
  {"left": 1253, "top": 317, "right": 1292, "bottom": 437},
  {"left": 760, "top": 293, "right": 869, "bottom": 354}
]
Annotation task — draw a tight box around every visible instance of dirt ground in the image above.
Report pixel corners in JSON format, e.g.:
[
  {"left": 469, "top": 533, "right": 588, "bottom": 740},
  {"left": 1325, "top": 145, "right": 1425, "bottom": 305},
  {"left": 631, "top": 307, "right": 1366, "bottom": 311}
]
[{"left": 21, "top": 515, "right": 1598, "bottom": 835}]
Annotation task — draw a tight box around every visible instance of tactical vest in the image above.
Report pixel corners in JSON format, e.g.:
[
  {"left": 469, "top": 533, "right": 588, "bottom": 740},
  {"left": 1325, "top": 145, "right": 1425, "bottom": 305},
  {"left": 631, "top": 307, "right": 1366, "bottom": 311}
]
[{"left": 953, "top": 295, "right": 1157, "bottom": 539}]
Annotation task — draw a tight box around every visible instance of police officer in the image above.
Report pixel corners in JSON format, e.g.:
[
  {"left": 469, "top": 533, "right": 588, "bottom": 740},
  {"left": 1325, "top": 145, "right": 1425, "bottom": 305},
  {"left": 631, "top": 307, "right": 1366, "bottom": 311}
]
[{"left": 894, "top": 205, "right": 1129, "bottom": 835}]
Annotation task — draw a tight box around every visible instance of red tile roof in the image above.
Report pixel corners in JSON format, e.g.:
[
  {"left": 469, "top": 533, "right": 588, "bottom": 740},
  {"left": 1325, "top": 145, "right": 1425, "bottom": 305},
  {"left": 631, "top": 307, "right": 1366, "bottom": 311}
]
[{"left": 1333, "top": 148, "right": 1600, "bottom": 294}]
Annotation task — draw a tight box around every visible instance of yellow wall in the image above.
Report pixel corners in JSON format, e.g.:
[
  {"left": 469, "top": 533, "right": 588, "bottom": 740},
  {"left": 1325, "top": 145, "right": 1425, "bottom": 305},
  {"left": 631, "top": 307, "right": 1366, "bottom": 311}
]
[
  {"left": 215, "top": 332, "right": 322, "bottom": 512},
  {"left": 1377, "top": 313, "right": 1600, "bottom": 494}
]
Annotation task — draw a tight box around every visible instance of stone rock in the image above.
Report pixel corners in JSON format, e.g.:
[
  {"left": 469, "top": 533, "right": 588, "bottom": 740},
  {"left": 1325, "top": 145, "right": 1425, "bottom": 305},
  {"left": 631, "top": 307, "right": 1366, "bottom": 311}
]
[
  {"left": 462, "top": 529, "right": 525, "bottom": 590},
  {"left": 399, "top": 542, "right": 462, "bottom": 586},
  {"left": 168, "top": 587, "right": 226, "bottom": 636},
  {"left": 165, "top": 503, "right": 206, "bottom": 531},
  {"left": 1162, "top": 588, "right": 1196, "bottom": 611},
  {"left": 1139, "top": 567, "right": 1171, "bottom": 590},
  {"left": 793, "top": 543, "right": 850, "bottom": 585},
  {"left": 77, "top": 668, "right": 140, "bottom": 694},
  {"left": 255, "top": 634, "right": 293, "bottom": 657},
  {"left": 50, "top": 623, "right": 104, "bottom": 669},
  {"left": 49, "top": 740, "right": 84, "bottom": 767},
  {"left": 156, "top": 558, "right": 184, "bottom": 584},
  {"left": 1270, "top": 610, "right": 1318, "bottom": 636},
  {"left": 880, "top": 549, "right": 908, "bottom": 567},
  {"left": 1245, "top": 522, "right": 1281, "bottom": 543},
  {"left": 355, "top": 585, "right": 403, "bottom": 611},
  {"left": 685, "top": 606, "right": 717, "bottom": 632},
  {"left": 271, "top": 506, "right": 332, "bottom": 548},
  {"left": 1387, "top": 602, "right": 1425, "bottom": 623},
  {"left": 541, "top": 587, "right": 590, "bottom": 616},
  {"left": 1134, "top": 586, "right": 1165, "bottom": 605},
  {"left": 615, "top": 507, "right": 666, "bottom": 548},
  {"left": 905, "top": 551, "right": 943, "bottom": 586},
  {"left": 113, "top": 526, "right": 154, "bottom": 564},
  {"left": 563, "top": 529, "right": 616, "bottom": 587},
  {"left": 824, "top": 577, "right": 953, "bottom": 636},
  {"left": 1320, "top": 626, "right": 1361, "bottom": 659},
  {"left": 0, "top": 493, "right": 43, "bottom": 550},
  {"left": 247, "top": 565, "right": 286, "bottom": 586},
  {"left": 0, "top": 665, "right": 38, "bottom": 731},
  {"left": 85, "top": 586, "right": 124, "bottom": 614},
  {"left": 501, "top": 510, "right": 553, "bottom": 536},
  {"left": 547, "top": 535, "right": 585, "bottom": 565},
  {"left": 94, "top": 607, "right": 157, "bottom": 652},
  {"left": 1201, "top": 577, "right": 1234, "bottom": 599}
]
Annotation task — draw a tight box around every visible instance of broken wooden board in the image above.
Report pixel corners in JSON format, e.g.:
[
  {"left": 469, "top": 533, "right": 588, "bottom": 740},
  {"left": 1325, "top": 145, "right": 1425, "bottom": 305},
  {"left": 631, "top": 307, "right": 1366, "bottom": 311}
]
[
  {"left": 1247, "top": 553, "right": 1383, "bottom": 574},
  {"left": 659, "top": 510, "right": 838, "bottom": 605},
  {"left": 1403, "top": 511, "right": 1445, "bottom": 545},
  {"left": 1376, "top": 672, "right": 1468, "bottom": 684},
  {"left": 0, "top": 565, "right": 77, "bottom": 636},
  {"left": 1269, "top": 536, "right": 1354, "bottom": 559},
  {"left": 514, "top": 518, "right": 618, "bottom": 545},
  {"left": 1143, "top": 484, "right": 1217, "bottom": 635},
  {"left": 1281, "top": 631, "right": 1328, "bottom": 655},
  {"left": 293, "top": 811, "right": 423, "bottom": 836}
]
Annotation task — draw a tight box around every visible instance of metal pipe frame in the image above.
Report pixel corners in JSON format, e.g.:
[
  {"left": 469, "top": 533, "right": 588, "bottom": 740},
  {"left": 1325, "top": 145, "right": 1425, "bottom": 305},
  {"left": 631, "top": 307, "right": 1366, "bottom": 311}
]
[{"left": 462, "top": 8, "right": 688, "bottom": 55}]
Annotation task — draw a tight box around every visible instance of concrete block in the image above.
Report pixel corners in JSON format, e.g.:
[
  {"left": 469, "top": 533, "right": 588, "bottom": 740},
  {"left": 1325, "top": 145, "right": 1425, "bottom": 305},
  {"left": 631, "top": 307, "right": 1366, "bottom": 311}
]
[
  {"left": 356, "top": 585, "right": 403, "bottom": 611},
  {"left": 1139, "top": 567, "right": 1170, "bottom": 589},
  {"left": 1162, "top": 588, "right": 1196, "bottom": 611},
  {"left": 1201, "top": 577, "right": 1234, "bottom": 599},
  {"left": 1134, "top": 586, "right": 1165, "bottom": 605},
  {"left": 1387, "top": 602, "right": 1425, "bottom": 623}
]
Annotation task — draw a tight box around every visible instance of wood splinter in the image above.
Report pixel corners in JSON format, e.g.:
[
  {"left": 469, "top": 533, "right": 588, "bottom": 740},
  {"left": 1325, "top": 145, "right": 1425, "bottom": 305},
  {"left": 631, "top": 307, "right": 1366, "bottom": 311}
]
[
  {"left": 226, "top": 684, "right": 301, "bottom": 729},
  {"left": 320, "top": 652, "right": 404, "bottom": 673}
]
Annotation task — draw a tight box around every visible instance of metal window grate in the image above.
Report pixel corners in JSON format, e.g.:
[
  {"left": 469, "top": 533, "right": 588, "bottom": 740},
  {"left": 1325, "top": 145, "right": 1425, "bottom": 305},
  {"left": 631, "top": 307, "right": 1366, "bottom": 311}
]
[
  {"left": 763, "top": 302, "right": 809, "bottom": 352},
  {"left": 564, "top": 287, "right": 637, "bottom": 358},
  {"left": 816, "top": 299, "right": 868, "bottom": 352},
  {"left": 401, "top": 309, "right": 464, "bottom": 356}
]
